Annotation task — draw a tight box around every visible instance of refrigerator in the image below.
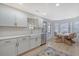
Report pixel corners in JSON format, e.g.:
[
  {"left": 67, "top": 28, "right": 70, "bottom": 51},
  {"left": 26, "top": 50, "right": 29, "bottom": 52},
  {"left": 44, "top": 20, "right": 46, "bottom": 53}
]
[{"left": 41, "top": 20, "right": 47, "bottom": 45}]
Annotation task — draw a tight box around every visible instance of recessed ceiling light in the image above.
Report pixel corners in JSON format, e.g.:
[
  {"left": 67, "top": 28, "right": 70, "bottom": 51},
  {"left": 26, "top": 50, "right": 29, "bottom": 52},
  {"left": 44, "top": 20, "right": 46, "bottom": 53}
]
[
  {"left": 42, "top": 13, "right": 47, "bottom": 16},
  {"left": 56, "top": 3, "right": 60, "bottom": 7},
  {"left": 36, "top": 10, "right": 39, "bottom": 12}
]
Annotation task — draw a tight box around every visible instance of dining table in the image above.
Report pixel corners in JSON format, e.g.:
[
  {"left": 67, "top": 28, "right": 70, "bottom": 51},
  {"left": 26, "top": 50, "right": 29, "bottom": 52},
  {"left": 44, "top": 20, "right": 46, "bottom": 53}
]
[{"left": 55, "top": 32, "right": 76, "bottom": 45}]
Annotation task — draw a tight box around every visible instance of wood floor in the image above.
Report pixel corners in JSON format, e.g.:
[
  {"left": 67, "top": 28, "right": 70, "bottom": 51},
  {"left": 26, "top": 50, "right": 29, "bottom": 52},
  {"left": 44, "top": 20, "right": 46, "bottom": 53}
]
[
  {"left": 21, "top": 38, "right": 79, "bottom": 56},
  {"left": 21, "top": 45, "right": 46, "bottom": 56}
]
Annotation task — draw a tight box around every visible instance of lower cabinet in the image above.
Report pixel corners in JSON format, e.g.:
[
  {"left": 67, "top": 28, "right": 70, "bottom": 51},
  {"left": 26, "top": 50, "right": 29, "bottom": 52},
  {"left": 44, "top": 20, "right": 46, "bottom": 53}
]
[
  {"left": 0, "top": 39, "right": 17, "bottom": 56},
  {"left": 29, "top": 35, "right": 41, "bottom": 49},
  {"left": 0, "top": 35, "right": 41, "bottom": 56},
  {"left": 29, "top": 37, "right": 37, "bottom": 49},
  {"left": 17, "top": 36, "right": 30, "bottom": 54},
  {"left": 35, "top": 36, "right": 41, "bottom": 46},
  {"left": 17, "top": 36, "right": 41, "bottom": 55}
]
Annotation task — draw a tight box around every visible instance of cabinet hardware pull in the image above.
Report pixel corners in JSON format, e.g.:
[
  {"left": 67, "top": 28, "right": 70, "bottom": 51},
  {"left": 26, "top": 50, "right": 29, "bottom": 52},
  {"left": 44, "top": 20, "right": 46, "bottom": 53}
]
[
  {"left": 35, "top": 38, "right": 38, "bottom": 41},
  {"left": 5, "top": 41, "right": 11, "bottom": 43},
  {"left": 23, "top": 38, "right": 26, "bottom": 40},
  {"left": 16, "top": 43, "right": 19, "bottom": 47}
]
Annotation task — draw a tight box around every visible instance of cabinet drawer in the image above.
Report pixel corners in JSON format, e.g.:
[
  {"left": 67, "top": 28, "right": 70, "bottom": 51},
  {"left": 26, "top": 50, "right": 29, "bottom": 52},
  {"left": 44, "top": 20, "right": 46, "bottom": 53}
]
[
  {"left": 0, "top": 39, "right": 16, "bottom": 47},
  {"left": 18, "top": 36, "right": 29, "bottom": 41}
]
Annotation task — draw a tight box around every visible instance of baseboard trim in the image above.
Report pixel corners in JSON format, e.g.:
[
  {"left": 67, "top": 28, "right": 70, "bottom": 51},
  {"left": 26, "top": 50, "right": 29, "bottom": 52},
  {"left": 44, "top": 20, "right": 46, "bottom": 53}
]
[{"left": 40, "top": 43, "right": 46, "bottom": 46}]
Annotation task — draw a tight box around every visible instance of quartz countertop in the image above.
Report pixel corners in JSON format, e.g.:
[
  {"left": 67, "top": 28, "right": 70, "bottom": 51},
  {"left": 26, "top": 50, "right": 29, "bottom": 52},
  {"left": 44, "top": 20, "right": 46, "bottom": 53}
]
[
  {"left": 0, "top": 33, "right": 42, "bottom": 40},
  {"left": 0, "top": 35, "right": 30, "bottom": 40}
]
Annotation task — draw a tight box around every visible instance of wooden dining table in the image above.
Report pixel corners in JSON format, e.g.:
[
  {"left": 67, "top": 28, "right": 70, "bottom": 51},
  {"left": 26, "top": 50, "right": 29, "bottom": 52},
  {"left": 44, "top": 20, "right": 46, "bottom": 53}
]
[{"left": 55, "top": 32, "right": 76, "bottom": 46}]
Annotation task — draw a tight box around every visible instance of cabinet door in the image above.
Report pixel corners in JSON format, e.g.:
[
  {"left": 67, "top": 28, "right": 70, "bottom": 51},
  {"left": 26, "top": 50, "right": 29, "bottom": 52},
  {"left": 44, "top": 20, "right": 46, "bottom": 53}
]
[
  {"left": 29, "top": 35, "right": 41, "bottom": 49},
  {"left": 0, "top": 5, "right": 15, "bottom": 26},
  {"left": 38, "top": 18, "right": 43, "bottom": 27},
  {"left": 15, "top": 11, "right": 27, "bottom": 27},
  {"left": 36, "top": 36, "right": 41, "bottom": 46},
  {"left": 29, "top": 37, "right": 36, "bottom": 49},
  {"left": 0, "top": 39, "right": 17, "bottom": 56},
  {"left": 17, "top": 37, "right": 30, "bottom": 54}
]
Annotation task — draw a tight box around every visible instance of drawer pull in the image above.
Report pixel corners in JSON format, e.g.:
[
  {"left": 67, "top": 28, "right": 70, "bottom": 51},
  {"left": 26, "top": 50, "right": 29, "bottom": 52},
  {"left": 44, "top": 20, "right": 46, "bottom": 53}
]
[
  {"left": 5, "top": 41, "right": 11, "bottom": 43},
  {"left": 35, "top": 38, "right": 38, "bottom": 41},
  {"left": 16, "top": 43, "right": 19, "bottom": 47},
  {"left": 23, "top": 38, "right": 26, "bottom": 40}
]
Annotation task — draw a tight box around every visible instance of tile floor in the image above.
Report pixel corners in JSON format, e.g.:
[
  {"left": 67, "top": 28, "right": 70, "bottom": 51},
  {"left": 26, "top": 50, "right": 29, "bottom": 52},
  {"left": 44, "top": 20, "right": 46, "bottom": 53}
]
[{"left": 22, "top": 38, "right": 79, "bottom": 56}]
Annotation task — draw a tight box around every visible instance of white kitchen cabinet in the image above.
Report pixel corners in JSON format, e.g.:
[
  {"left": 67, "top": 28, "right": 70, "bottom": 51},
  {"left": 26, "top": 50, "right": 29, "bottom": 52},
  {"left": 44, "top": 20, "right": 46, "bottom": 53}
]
[
  {"left": 0, "top": 4, "right": 27, "bottom": 27},
  {"left": 27, "top": 17, "right": 39, "bottom": 28},
  {"left": 15, "top": 11, "right": 27, "bottom": 27},
  {"left": 17, "top": 36, "right": 30, "bottom": 54},
  {"left": 38, "top": 18, "right": 43, "bottom": 28},
  {"left": 29, "top": 36, "right": 37, "bottom": 49},
  {"left": 35, "top": 36, "right": 41, "bottom": 46},
  {"left": 0, "top": 5, "right": 16, "bottom": 26},
  {"left": 0, "top": 39, "right": 17, "bottom": 56},
  {"left": 29, "top": 35, "right": 41, "bottom": 49}
]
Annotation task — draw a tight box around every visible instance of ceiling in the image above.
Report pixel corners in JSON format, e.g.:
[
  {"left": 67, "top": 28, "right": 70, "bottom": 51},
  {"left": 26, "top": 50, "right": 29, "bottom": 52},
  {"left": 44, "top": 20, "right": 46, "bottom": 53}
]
[{"left": 4, "top": 3, "right": 79, "bottom": 20}]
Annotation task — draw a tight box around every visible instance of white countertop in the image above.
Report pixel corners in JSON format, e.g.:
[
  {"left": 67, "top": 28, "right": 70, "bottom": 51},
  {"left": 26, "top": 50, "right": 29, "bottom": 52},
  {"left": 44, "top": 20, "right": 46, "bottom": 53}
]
[
  {"left": 0, "top": 35, "right": 30, "bottom": 40},
  {"left": 0, "top": 33, "right": 42, "bottom": 40}
]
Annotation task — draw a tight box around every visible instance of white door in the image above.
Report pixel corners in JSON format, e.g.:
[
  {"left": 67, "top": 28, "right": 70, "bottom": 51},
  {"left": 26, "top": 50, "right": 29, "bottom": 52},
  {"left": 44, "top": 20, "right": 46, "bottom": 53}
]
[
  {"left": 0, "top": 5, "right": 16, "bottom": 26},
  {"left": 30, "top": 35, "right": 41, "bottom": 49},
  {"left": 17, "top": 37, "right": 30, "bottom": 54},
  {"left": 15, "top": 11, "right": 27, "bottom": 27},
  {"left": 0, "top": 39, "right": 17, "bottom": 56}
]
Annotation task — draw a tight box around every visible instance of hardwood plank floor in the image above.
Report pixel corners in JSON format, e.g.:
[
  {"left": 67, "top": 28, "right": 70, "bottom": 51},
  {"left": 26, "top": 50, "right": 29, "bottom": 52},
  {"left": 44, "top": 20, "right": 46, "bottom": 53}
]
[{"left": 21, "top": 38, "right": 79, "bottom": 56}]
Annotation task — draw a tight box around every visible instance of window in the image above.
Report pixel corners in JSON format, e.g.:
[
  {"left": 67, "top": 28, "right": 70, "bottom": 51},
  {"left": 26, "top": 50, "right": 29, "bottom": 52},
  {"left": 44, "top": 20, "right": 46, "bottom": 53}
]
[
  {"left": 60, "top": 23, "right": 69, "bottom": 34},
  {"left": 54, "top": 23, "right": 59, "bottom": 33}
]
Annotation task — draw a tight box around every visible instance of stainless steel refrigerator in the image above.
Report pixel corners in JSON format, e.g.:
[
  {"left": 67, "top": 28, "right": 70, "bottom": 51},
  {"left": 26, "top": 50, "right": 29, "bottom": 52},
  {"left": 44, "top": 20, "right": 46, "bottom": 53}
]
[{"left": 41, "top": 20, "right": 47, "bottom": 45}]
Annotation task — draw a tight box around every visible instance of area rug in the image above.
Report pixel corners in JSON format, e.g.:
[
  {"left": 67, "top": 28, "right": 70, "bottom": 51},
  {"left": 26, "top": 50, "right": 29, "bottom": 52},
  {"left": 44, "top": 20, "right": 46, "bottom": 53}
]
[{"left": 35, "top": 47, "right": 70, "bottom": 56}]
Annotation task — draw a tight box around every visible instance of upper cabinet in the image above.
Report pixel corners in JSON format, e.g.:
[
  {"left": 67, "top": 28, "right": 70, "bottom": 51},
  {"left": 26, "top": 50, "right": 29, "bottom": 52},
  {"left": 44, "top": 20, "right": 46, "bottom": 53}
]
[
  {"left": 27, "top": 17, "right": 43, "bottom": 28},
  {"left": 15, "top": 11, "right": 27, "bottom": 27},
  {"left": 17, "top": 37, "right": 30, "bottom": 54},
  {"left": 0, "top": 4, "right": 44, "bottom": 28},
  {"left": 0, "top": 5, "right": 16, "bottom": 26},
  {"left": 0, "top": 4, "right": 27, "bottom": 27}
]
